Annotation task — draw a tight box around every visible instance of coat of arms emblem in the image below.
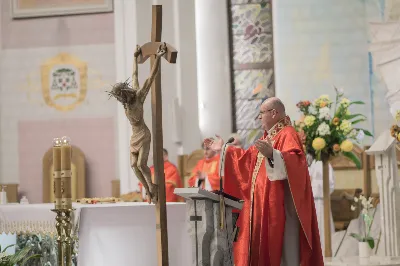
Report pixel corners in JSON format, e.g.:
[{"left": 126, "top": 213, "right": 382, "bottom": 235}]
[{"left": 41, "top": 53, "right": 88, "bottom": 111}]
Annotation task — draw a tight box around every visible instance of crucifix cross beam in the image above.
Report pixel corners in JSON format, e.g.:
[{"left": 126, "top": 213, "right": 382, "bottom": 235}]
[{"left": 137, "top": 5, "right": 177, "bottom": 266}]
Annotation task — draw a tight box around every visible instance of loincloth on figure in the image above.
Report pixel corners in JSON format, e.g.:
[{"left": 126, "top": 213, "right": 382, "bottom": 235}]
[{"left": 130, "top": 126, "right": 151, "bottom": 154}]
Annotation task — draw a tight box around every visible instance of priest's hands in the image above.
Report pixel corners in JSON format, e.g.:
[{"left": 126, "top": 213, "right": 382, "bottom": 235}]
[
  {"left": 196, "top": 170, "right": 206, "bottom": 180},
  {"left": 204, "top": 135, "right": 224, "bottom": 152},
  {"left": 255, "top": 139, "right": 273, "bottom": 159}
]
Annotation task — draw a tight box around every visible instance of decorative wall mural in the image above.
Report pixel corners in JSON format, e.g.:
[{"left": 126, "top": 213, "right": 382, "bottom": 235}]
[
  {"left": 20, "top": 52, "right": 109, "bottom": 112},
  {"left": 228, "top": 0, "right": 275, "bottom": 148},
  {"left": 41, "top": 53, "right": 87, "bottom": 111}
]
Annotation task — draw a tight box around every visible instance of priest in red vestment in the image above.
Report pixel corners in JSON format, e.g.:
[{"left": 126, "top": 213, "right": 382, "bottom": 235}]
[
  {"left": 139, "top": 149, "right": 183, "bottom": 202},
  {"left": 205, "top": 97, "right": 323, "bottom": 266},
  {"left": 187, "top": 139, "right": 221, "bottom": 191}
]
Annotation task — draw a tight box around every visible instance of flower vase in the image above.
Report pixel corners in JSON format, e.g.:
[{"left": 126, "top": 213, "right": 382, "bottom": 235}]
[{"left": 359, "top": 242, "right": 371, "bottom": 258}]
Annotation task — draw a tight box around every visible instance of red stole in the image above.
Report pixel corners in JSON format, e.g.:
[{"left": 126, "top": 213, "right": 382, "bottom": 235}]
[{"left": 224, "top": 120, "right": 323, "bottom": 266}]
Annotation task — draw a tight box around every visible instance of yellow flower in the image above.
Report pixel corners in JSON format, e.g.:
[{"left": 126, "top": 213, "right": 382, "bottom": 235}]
[
  {"left": 340, "top": 140, "right": 353, "bottom": 152},
  {"left": 312, "top": 137, "right": 326, "bottom": 151},
  {"left": 397, "top": 132, "right": 400, "bottom": 142},
  {"left": 320, "top": 102, "right": 327, "bottom": 108},
  {"left": 339, "top": 119, "right": 352, "bottom": 134},
  {"left": 319, "top": 95, "right": 330, "bottom": 100},
  {"left": 396, "top": 110, "right": 400, "bottom": 122},
  {"left": 304, "top": 115, "right": 316, "bottom": 126},
  {"left": 340, "top": 98, "right": 350, "bottom": 107}
]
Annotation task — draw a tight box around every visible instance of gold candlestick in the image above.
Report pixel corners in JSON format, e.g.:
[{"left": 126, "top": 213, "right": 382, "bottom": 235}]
[
  {"left": 52, "top": 136, "right": 74, "bottom": 266},
  {"left": 54, "top": 209, "right": 64, "bottom": 266},
  {"left": 61, "top": 136, "right": 72, "bottom": 209},
  {"left": 53, "top": 138, "right": 62, "bottom": 209}
]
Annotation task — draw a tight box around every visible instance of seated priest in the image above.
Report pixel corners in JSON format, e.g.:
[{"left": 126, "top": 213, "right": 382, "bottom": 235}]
[
  {"left": 139, "top": 148, "right": 183, "bottom": 202},
  {"left": 188, "top": 138, "right": 221, "bottom": 191}
]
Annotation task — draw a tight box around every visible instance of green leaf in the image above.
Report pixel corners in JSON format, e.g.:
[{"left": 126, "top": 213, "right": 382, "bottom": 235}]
[
  {"left": 20, "top": 254, "right": 41, "bottom": 265},
  {"left": 1, "top": 244, "right": 14, "bottom": 254},
  {"left": 366, "top": 237, "right": 375, "bottom": 249},
  {"left": 343, "top": 151, "right": 361, "bottom": 169},
  {"left": 350, "top": 233, "right": 363, "bottom": 241},
  {"left": 350, "top": 101, "right": 365, "bottom": 105},
  {"left": 344, "top": 113, "right": 366, "bottom": 120},
  {"left": 351, "top": 119, "right": 366, "bottom": 125},
  {"left": 361, "top": 129, "right": 373, "bottom": 137}
]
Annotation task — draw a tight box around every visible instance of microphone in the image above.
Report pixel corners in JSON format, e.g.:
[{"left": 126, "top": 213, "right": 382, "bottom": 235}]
[{"left": 218, "top": 137, "right": 235, "bottom": 193}]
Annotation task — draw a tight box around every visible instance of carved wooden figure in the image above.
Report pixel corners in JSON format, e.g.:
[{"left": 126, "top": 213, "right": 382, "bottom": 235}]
[{"left": 108, "top": 44, "right": 166, "bottom": 204}]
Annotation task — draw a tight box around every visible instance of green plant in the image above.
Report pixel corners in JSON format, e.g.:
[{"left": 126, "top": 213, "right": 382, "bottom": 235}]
[
  {"left": 0, "top": 244, "right": 40, "bottom": 266},
  {"left": 350, "top": 195, "right": 375, "bottom": 249},
  {"left": 293, "top": 87, "right": 372, "bottom": 167}
]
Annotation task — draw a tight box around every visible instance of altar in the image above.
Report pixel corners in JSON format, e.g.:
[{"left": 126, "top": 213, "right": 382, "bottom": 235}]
[{"left": 0, "top": 202, "right": 191, "bottom": 266}]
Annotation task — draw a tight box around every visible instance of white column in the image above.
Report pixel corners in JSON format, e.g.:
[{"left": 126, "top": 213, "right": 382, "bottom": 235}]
[
  {"left": 114, "top": 0, "right": 139, "bottom": 194},
  {"left": 172, "top": 0, "right": 201, "bottom": 154},
  {"left": 195, "top": 0, "right": 233, "bottom": 140},
  {"left": 0, "top": 2, "right": 3, "bottom": 183}
]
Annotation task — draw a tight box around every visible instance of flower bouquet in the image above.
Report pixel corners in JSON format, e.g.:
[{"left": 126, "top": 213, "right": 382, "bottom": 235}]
[
  {"left": 350, "top": 195, "right": 375, "bottom": 257},
  {"left": 390, "top": 110, "right": 400, "bottom": 141},
  {"left": 294, "top": 87, "right": 372, "bottom": 166},
  {"left": 293, "top": 87, "right": 372, "bottom": 257}
]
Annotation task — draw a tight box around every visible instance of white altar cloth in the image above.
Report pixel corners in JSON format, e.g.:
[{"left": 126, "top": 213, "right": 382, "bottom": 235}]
[
  {"left": 0, "top": 202, "right": 191, "bottom": 266},
  {"left": 78, "top": 202, "right": 191, "bottom": 266}
]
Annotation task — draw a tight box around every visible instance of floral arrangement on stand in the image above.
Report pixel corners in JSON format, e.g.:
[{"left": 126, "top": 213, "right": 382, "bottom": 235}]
[
  {"left": 390, "top": 110, "right": 400, "bottom": 141},
  {"left": 350, "top": 195, "right": 375, "bottom": 257},
  {"left": 293, "top": 87, "right": 372, "bottom": 257},
  {"left": 294, "top": 87, "right": 372, "bottom": 165},
  {"left": 0, "top": 244, "right": 39, "bottom": 266}
]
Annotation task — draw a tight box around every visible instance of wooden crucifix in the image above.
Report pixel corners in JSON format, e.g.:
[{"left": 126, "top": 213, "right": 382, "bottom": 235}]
[{"left": 137, "top": 5, "right": 178, "bottom": 266}]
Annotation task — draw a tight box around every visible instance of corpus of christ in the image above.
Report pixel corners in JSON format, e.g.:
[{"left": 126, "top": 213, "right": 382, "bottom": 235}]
[{"left": 1, "top": 1, "right": 400, "bottom": 266}]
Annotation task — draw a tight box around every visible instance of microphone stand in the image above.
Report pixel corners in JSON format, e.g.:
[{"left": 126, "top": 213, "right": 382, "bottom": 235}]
[{"left": 218, "top": 137, "right": 234, "bottom": 229}]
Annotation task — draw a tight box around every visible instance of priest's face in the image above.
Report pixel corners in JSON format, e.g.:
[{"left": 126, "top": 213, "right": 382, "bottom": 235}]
[
  {"left": 203, "top": 146, "right": 216, "bottom": 159},
  {"left": 258, "top": 104, "right": 278, "bottom": 131}
]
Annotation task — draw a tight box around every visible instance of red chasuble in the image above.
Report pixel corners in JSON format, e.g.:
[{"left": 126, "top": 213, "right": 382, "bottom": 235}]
[
  {"left": 139, "top": 161, "right": 183, "bottom": 202},
  {"left": 187, "top": 155, "right": 221, "bottom": 191},
  {"left": 224, "top": 116, "right": 323, "bottom": 266}
]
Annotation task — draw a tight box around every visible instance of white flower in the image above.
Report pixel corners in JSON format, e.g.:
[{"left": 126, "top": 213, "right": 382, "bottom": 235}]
[
  {"left": 309, "top": 106, "right": 317, "bottom": 115},
  {"left": 351, "top": 205, "right": 356, "bottom": 211},
  {"left": 317, "top": 122, "right": 331, "bottom": 136},
  {"left": 336, "top": 87, "right": 344, "bottom": 95},
  {"left": 348, "top": 129, "right": 357, "bottom": 138},
  {"left": 362, "top": 209, "right": 368, "bottom": 215},
  {"left": 354, "top": 197, "right": 359, "bottom": 202},
  {"left": 319, "top": 107, "right": 331, "bottom": 120},
  {"left": 356, "top": 130, "right": 365, "bottom": 142}
]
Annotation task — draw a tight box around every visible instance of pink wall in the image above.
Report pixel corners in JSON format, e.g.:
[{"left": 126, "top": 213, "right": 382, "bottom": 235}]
[
  {"left": 18, "top": 117, "right": 115, "bottom": 203},
  {"left": 1, "top": 0, "right": 114, "bottom": 49}
]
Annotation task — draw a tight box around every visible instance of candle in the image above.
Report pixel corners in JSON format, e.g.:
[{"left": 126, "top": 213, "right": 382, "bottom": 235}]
[
  {"left": 61, "top": 136, "right": 72, "bottom": 209},
  {"left": 53, "top": 138, "right": 62, "bottom": 209}
]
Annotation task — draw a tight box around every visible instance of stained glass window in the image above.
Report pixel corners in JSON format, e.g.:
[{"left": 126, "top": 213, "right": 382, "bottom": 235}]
[{"left": 228, "top": 0, "right": 275, "bottom": 148}]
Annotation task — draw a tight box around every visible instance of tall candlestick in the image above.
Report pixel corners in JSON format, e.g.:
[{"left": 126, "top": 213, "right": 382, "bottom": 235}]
[
  {"left": 61, "top": 136, "right": 72, "bottom": 209},
  {"left": 53, "top": 138, "right": 62, "bottom": 209}
]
